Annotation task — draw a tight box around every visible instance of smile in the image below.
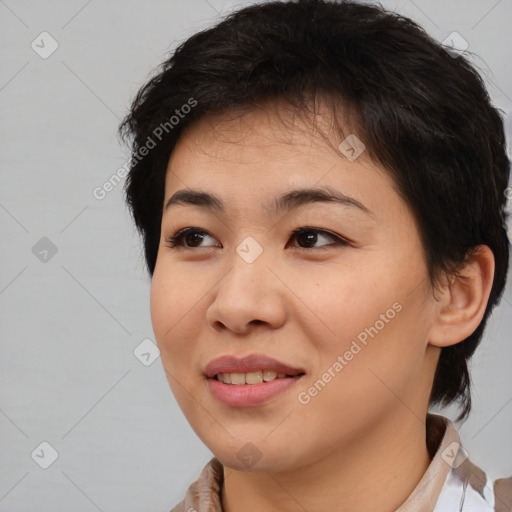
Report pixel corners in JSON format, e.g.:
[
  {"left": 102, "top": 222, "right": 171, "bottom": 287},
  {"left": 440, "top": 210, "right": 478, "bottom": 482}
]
[
  {"left": 205, "top": 353, "right": 306, "bottom": 406},
  {"left": 215, "top": 370, "right": 298, "bottom": 384}
]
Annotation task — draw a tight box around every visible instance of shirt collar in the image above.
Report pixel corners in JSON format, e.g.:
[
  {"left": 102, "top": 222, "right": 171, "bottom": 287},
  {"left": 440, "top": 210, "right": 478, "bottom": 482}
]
[{"left": 396, "top": 413, "right": 459, "bottom": 511}]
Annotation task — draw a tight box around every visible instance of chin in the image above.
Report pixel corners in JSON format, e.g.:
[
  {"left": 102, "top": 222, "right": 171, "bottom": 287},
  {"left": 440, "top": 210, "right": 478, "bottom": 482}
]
[
  {"left": 210, "top": 437, "right": 303, "bottom": 474},
  {"left": 216, "top": 452, "right": 286, "bottom": 473}
]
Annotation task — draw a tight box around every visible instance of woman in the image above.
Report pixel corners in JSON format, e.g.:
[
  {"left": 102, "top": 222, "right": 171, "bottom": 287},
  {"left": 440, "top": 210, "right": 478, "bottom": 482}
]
[{"left": 118, "top": 1, "right": 512, "bottom": 510}]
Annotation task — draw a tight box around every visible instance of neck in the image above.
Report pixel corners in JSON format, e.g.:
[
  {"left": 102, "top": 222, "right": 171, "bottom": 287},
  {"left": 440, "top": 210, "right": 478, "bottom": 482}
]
[{"left": 221, "top": 411, "right": 432, "bottom": 512}]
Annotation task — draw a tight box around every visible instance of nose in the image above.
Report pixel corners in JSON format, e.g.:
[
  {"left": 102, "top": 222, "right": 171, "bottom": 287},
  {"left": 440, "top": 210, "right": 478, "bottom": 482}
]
[{"left": 205, "top": 246, "right": 287, "bottom": 335}]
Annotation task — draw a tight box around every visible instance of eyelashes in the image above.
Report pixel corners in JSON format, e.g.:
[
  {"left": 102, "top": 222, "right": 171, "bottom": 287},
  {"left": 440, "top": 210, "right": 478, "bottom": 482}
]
[
  {"left": 164, "top": 226, "right": 350, "bottom": 251},
  {"left": 165, "top": 227, "right": 217, "bottom": 249}
]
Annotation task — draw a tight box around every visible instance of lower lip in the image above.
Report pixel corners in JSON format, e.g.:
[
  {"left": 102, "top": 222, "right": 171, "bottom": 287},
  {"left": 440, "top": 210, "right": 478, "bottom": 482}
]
[{"left": 207, "top": 375, "right": 304, "bottom": 407}]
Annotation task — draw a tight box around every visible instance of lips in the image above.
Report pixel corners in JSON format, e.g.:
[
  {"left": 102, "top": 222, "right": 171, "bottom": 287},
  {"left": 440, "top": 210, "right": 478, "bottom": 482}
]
[
  {"left": 204, "top": 354, "right": 305, "bottom": 379},
  {"left": 205, "top": 354, "right": 306, "bottom": 407}
]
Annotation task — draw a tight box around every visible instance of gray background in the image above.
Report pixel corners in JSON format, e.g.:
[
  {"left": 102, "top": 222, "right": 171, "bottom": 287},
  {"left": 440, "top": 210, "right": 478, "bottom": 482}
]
[{"left": 0, "top": 0, "right": 511, "bottom": 510}]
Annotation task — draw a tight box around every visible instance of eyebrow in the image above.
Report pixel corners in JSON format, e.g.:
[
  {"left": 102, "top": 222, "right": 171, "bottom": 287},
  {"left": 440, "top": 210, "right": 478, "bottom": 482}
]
[{"left": 164, "top": 186, "right": 372, "bottom": 217}]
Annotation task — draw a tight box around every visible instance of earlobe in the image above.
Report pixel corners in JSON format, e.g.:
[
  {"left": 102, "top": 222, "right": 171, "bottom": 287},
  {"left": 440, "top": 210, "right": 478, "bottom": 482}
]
[{"left": 429, "top": 245, "right": 495, "bottom": 348}]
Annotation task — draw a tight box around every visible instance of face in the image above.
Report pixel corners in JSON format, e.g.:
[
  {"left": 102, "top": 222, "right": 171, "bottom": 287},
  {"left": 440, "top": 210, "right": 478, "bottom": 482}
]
[{"left": 150, "top": 103, "right": 441, "bottom": 472}]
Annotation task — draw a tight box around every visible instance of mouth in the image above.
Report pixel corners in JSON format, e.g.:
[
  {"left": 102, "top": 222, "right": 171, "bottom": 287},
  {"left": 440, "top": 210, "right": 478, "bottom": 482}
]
[
  {"left": 213, "top": 370, "right": 304, "bottom": 385},
  {"left": 204, "top": 354, "right": 306, "bottom": 407}
]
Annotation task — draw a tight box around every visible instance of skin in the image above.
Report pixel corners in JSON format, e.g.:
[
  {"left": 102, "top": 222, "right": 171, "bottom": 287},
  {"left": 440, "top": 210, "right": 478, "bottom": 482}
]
[{"left": 150, "top": 102, "right": 495, "bottom": 512}]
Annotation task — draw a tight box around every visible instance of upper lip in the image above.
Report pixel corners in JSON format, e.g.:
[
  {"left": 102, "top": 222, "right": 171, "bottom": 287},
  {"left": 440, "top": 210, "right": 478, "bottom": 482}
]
[{"left": 204, "top": 354, "right": 305, "bottom": 378}]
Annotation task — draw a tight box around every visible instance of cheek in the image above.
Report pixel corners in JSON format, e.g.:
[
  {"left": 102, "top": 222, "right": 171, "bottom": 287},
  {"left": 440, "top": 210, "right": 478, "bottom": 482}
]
[
  {"left": 299, "top": 263, "right": 400, "bottom": 344},
  {"left": 150, "top": 267, "right": 210, "bottom": 423},
  {"left": 302, "top": 257, "right": 429, "bottom": 385},
  {"left": 150, "top": 268, "right": 174, "bottom": 342},
  {"left": 149, "top": 263, "right": 204, "bottom": 366}
]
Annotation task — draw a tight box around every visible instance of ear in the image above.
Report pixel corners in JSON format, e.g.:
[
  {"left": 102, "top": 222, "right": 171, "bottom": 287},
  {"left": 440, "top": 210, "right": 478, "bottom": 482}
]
[{"left": 429, "top": 245, "right": 495, "bottom": 348}]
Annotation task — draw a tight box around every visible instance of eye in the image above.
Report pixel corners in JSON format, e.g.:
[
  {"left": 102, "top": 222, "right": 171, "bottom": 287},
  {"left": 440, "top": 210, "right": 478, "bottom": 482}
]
[
  {"left": 288, "top": 227, "right": 349, "bottom": 249},
  {"left": 165, "top": 227, "right": 219, "bottom": 249},
  {"left": 164, "top": 226, "right": 349, "bottom": 250}
]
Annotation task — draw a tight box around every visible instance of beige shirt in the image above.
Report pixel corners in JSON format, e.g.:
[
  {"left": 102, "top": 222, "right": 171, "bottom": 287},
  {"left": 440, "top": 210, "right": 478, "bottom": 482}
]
[{"left": 170, "top": 413, "right": 512, "bottom": 512}]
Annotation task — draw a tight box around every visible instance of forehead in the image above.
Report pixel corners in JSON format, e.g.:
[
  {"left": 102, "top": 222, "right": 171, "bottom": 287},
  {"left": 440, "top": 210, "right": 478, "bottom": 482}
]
[
  {"left": 163, "top": 104, "right": 399, "bottom": 220},
  {"left": 168, "top": 104, "right": 380, "bottom": 177},
  {"left": 175, "top": 106, "right": 334, "bottom": 162}
]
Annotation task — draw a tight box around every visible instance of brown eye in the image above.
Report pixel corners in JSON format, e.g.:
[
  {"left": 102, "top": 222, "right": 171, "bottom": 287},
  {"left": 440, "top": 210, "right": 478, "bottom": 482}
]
[
  {"left": 165, "top": 228, "right": 219, "bottom": 248},
  {"left": 288, "top": 227, "right": 348, "bottom": 249}
]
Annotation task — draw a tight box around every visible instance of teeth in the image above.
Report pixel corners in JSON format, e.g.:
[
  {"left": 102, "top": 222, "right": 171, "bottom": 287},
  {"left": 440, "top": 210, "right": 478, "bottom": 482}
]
[
  {"left": 246, "top": 371, "right": 263, "bottom": 384},
  {"left": 216, "top": 370, "right": 293, "bottom": 384},
  {"left": 231, "top": 373, "right": 245, "bottom": 385},
  {"left": 263, "top": 370, "right": 277, "bottom": 381}
]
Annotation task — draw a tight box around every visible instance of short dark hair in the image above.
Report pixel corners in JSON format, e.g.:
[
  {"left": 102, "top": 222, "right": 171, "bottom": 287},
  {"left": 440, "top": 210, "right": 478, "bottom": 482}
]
[{"left": 118, "top": 0, "right": 510, "bottom": 422}]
